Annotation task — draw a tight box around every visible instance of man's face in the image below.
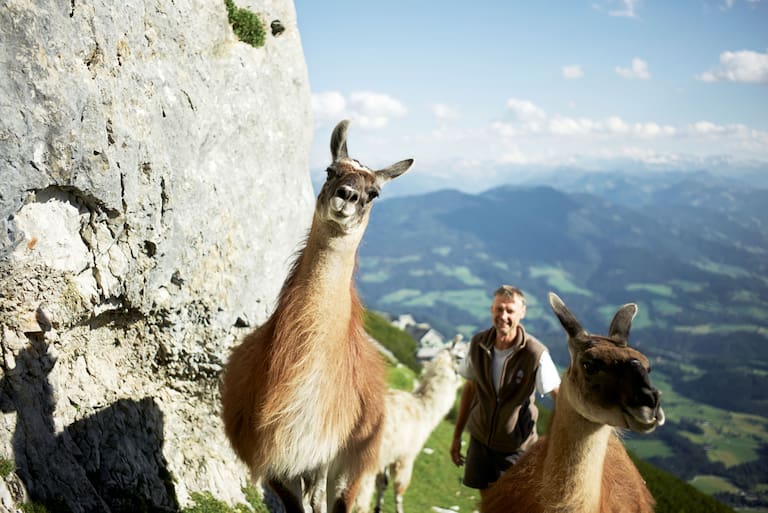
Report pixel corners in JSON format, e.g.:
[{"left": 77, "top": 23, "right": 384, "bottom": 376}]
[{"left": 491, "top": 294, "right": 526, "bottom": 338}]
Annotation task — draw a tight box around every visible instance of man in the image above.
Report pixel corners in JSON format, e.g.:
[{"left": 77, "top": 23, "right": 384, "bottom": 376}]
[{"left": 450, "top": 285, "right": 560, "bottom": 496}]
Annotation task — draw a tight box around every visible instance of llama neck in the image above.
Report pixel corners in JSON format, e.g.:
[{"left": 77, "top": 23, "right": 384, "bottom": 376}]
[
  {"left": 278, "top": 219, "right": 364, "bottom": 347},
  {"left": 296, "top": 220, "right": 361, "bottom": 299},
  {"left": 414, "top": 373, "right": 458, "bottom": 425},
  {"left": 543, "top": 387, "right": 613, "bottom": 513}
]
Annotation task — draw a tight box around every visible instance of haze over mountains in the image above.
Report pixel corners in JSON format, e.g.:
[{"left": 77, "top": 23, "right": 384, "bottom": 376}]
[{"left": 349, "top": 167, "right": 768, "bottom": 508}]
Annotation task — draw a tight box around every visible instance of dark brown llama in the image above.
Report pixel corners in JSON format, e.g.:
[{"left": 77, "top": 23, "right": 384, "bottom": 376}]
[
  {"left": 481, "top": 293, "right": 665, "bottom": 513},
  {"left": 220, "top": 119, "right": 413, "bottom": 513}
]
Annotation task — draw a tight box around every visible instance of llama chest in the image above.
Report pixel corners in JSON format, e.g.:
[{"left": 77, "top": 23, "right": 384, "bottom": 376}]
[{"left": 263, "top": 339, "right": 371, "bottom": 475}]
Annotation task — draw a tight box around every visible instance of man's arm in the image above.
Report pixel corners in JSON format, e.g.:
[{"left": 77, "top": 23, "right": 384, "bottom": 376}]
[
  {"left": 450, "top": 380, "right": 476, "bottom": 466},
  {"left": 535, "top": 350, "right": 561, "bottom": 398}
]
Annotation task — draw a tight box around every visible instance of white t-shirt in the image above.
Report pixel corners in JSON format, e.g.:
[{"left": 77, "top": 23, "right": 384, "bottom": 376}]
[{"left": 458, "top": 347, "right": 560, "bottom": 396}]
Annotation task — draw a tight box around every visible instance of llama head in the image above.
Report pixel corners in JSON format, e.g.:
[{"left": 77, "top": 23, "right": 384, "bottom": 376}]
[
  {"left": 421, "top": 339, "right": 465, "bottom": 392},
  {"left": 316, "top": 120, "right": 413, "bottom": 236},
  {"left": 548, "top": 292, "right": 665, "bottom": 433}
]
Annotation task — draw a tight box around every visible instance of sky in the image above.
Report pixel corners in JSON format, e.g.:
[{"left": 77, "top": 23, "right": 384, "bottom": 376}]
[{"left": 294, "top": 0, "right": 768, "bottom": 194}]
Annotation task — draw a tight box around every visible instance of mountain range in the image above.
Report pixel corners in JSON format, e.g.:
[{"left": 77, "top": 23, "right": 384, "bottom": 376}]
[{"left": 355, "top": 169, "right": 768, "bottom": 508}]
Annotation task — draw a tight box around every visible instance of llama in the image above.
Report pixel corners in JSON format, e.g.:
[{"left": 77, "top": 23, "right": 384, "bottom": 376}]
[
  {"left": 220, "top": 119, "right": 413, "bottom": 513},
  {"left": 481, "top": 293, "right": 665, "bottom": 513},
  {"left": 355, "top": 339, "right": 466, "bottom": 513}
]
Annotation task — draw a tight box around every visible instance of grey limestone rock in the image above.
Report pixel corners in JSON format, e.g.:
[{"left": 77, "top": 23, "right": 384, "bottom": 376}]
[{"left": 0, "top": 0, "right": 314, "bottom": 509}]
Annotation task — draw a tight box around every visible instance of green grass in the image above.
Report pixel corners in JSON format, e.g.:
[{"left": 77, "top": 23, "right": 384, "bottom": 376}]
[
  {"left": 365, "top": 310, "right": 421, "bottom": 373},
  {"left": 669, "top": 279, "right": 707, "bottom": 292},
  {"left": 646, "top": 369, "right": 768, "bottom": 467},
  {"left": 224, "top": 0, "right": 265, "bottom": 48},
  {"left": 182, "top": 488, "right": 269, "bottom": 513},
  {"left": 624, "top": 438, "right": 675, "bottom": 459},
  {"left": 674, "top": 323, "right": 767, "bottom": 336},
  {"left": 693, "top": 259, "right": 751, "bottom": 279},
  {"left": 598, "top": 301, "right": 653, "bottom": 330},
  {"left": 652, "top": 298, "right": 683, "bottom": 315},
  {"left": 386, "top": 363, "right": 418, "bottom": 391},
  {"left": 529, "top": 265, "right": 592, "bottom": 296},
  {"left": 632, "top": 457, "right": 737, "bottom": 513},
  {"left": 689, "top": 475, "right": 740, "bottom": 495},
  {"left": 492, "top": 261, "right": 510, "bottom": 271},
  {"left": 435, "top": 263, "right": 484, "bottom": 286},
  {"left": 627, "top": 283, "right": 676, "bottom": 297},
  {"left": 0, "top": 457, "right": 14, "bottom": 478},
  {"left": 379, "top": 288, "right": 422, "bottom": 304},
  {"left": 360, "top": 271, "right": 390, "bottom": 283},
  {"left": 380, "top": 288, "right": 492, "bottom": 321},
  {"left": 396, "top": 422, "right": 480, "bottom": 513},
  {"left": 19, "top": 504, "right": 50, "bottom": 513}
]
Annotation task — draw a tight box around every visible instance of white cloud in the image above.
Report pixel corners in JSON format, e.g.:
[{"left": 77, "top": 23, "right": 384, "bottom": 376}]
[
  {"left": 720, "top": 0, "right": 761, "bottom": 9},
  {"left": 432, "top": 103, "right": 460, "bottom": 121},
  {"left": 549, "top": 117, "right": 596, "bottom": 135},
  {"left": 348, "top": 92, "right": 407, "bottom": 129},
  {"left": 689, "top": 121, "right": 725, "bottom": 134},
  {"left": 505, "top": 98, "right": 548, "bottom": 122},
  {"left": 609, "top": 0, "right": 640, "bottom": 18},
  {"left": 499, "top": 146, "right": 530, "bottom": 164},
  {"left": 632, "top": 122, "right": 677, "bottom": 137},
  {"left": 496, "top": 101, "right": 678, "bottom": 139},
  {"left": 615, "top": 58, "right": 651, "bottom": 80},
  {"left": 605, "top": 116, "right": 630, "bottom": 133},
  {"left": 697, "top": 49, "right": 768, "bottom": 84},
  {"left": 311, "top": 91, "right": 346, "bottom": 124},
  {"left": 562, "top": 65, "right": 584, "bottom": 79},
  {"left": 310, "top": 91, "right": 407, "bottom": 129}
]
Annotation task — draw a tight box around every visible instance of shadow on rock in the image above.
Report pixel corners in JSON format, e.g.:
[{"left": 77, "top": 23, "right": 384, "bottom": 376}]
[{"left": 0, "top": 337, "right": 178, "bottom": 512}]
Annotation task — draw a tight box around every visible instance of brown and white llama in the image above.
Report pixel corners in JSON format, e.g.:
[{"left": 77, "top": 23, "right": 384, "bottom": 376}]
[
  {"left": 220, "top": 119, "right": 413, "bottom": 513},
  {"left": 481, "top": 293, "right": 665, "bottom": 513},
  {"left": 355, "top": 339, "right": 466, "bottom": 513}
]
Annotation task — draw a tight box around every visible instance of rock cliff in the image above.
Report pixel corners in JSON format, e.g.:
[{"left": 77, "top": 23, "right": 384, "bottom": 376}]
[{"left": 0, "top": 0, "right": 314, "bottom": 510}]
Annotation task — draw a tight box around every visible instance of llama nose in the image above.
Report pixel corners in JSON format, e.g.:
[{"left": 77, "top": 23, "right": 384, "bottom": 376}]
[
  {"left": 635, "top": 385, "right": 661, "bottom": 412},
  {"left": 336, "top": 186, "right": 359, "bottom": 203}
]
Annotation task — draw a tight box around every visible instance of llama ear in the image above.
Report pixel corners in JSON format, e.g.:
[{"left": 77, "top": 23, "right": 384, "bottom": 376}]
[
  {"left": 548, "top": 292, "right": 586, "bottom": 339},
  {"left": 330, "top": 119, "right": 350, "bottom": 161},
  {"left": 608, "top": 303, "right": 638, "bottom": 344},
  {"left": 375, "top": 159, "right": 414, "bottom": 186}
]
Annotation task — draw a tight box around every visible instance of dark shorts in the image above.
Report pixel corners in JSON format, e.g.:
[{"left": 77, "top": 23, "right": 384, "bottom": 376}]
[{"left": 462, "top": 436, "right": 526, "bottom": 489}]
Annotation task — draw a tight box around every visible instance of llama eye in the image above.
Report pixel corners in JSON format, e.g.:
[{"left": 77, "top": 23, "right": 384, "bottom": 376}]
[
  {"left": 368, "top": 189, "right": 379, "bottom": 200},
  {"left": 326, "top": 167, "right": 337, "bottom": 180},
  {"left": 582, "top": 360, "right": 599, "bottom": 375}
]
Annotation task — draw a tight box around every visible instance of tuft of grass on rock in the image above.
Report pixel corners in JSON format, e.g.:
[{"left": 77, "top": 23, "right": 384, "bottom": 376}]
[
  {"left": 182, "top": 488, "right": 269, "bottom": 513},
  {"left": 0, "top": 457, "right": 14, "bottom": 478},
  {"left": 224, "top": 0, "right": 266, "bottom": 48},
  {"left": 19, "top": 505, "right": 49, "bottom": 513}
]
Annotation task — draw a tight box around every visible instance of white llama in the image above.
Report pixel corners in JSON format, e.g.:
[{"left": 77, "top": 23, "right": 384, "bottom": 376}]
[{"left": 356, "top": 340, "right": 465, "bottom": 513}]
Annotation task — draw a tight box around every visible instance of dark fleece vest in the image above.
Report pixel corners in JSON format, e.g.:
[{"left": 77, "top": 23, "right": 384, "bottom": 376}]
[{"left": 466, "top": 325, "right": 546, "bottom": 453}]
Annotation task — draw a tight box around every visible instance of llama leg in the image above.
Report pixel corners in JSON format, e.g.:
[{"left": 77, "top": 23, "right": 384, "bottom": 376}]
[
  {"left": 392, "top": 459, "right": 413, "bottom": 513},
  {"left": 304, "top": 466, "right": 328, "bottom": 513},
  {"left": 268, "top": 477, "right": 304, "bottom": 513},
  {"left": 373, "top": 468, "right": 389, "bottom": 513},
  {"left": 353, "top": 472, "right": 376, "bottom": 513}
]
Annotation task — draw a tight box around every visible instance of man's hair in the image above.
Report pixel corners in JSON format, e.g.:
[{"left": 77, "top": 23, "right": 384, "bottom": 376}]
[{"left": 493, "top": 285, "right": 526, "bottom": 306}]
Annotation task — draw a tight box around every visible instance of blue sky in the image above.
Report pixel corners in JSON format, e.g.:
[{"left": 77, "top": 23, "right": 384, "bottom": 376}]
[{"left": 294, "top": 0, "right": 768, "bottom": 194}]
